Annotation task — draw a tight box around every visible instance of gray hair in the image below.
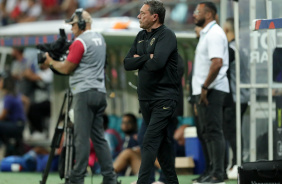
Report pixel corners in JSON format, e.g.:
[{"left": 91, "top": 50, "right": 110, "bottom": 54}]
[{"left": 144, "top": 0, "right": 166, "bottom": 24}]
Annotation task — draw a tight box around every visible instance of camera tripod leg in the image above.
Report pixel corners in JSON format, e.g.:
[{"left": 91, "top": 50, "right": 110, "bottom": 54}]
[
  {"left": 40, "top": 147, "right": 58, "bottom": 184},
  {"left": 64, "top": 126, "right": 74, "bottom": 183},
  {"left": 40, "top": 89, "right": 73, "bottom": 184},
  {"left": 63, "top": 90, "right": 74, "bottom": 183}
]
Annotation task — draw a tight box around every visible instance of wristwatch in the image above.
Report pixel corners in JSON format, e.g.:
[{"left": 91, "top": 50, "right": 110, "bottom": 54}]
[
  {"left": 49, "top": 61, "right": 54, "bottom": 69},
  {"left": 201, "top": 84, "right": 208, "bottom": 90}
]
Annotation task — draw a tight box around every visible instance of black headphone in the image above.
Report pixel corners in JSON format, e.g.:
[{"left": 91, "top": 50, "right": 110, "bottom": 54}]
[{"left": 75, "top": 8, "right": 86, "bottom": 30}]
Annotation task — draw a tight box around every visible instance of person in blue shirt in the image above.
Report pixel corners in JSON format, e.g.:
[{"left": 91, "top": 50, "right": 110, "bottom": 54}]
[
  {"left": 0, "top": 73, "right": 29, "bottom": 155},
  {"left": 113, "top": 113, "right": 140, "bottom": 176}
]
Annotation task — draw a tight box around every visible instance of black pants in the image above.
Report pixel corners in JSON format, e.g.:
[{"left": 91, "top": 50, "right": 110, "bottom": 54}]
[
  {"left": 137, "top": 99, "right": 179, "bottom": 184},
  {"left": 0, "top": 121, "right": 25, "bottom": 155},
  {"left": 28, "top": 100, "right": 50, "bottom": 132},
  {"left": 138, "top": 117, "right": 177, "bottom": 183},
  {"left": 196, "top": 89, "right": 226, "bottom": 180}
]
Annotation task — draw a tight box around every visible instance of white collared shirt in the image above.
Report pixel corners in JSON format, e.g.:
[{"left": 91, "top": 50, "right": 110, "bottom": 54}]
[{"left": 192, "top": 20, "right": 230, "bottom": 95}]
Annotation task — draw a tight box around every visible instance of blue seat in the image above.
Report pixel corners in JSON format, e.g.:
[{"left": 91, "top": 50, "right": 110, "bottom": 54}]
[{"left": 108, "top": 115, "right": 123, "bottom": 138}]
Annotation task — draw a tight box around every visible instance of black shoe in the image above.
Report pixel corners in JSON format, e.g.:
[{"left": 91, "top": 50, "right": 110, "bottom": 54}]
[
  {"left": 192, "top": 176, "right": 201, "bottom": 182},
  {"left": 224, "top": 172, "right": 228, "bottom": 180},
  {"left": 192, "top": 174, "right": 209, "bottom": 183},
  {"left": 197, "top": 175, "right": 225, "bottom": 184},
  {"left": 100, "top": 180, "right": 122, "bottom": 184}
]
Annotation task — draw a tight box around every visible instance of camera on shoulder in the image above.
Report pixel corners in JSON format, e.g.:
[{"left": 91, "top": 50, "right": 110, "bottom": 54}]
[{"left": 36, "top": 29, "right": 72, "bottom": 75}]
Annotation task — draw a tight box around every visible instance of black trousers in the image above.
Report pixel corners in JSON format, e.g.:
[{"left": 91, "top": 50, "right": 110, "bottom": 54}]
[
  {"left": 138, "top": 117, "right": 178, "bottom": 183},
  {"left": 0, "top": 121, "right": 25, "bottom": 156},
  {"left": 28, "top": 100, "right": 50, "bottom": 132},
  {"left": 196, "top": 89, "right": 226, "bottom": 180},
  {"left": 137, "top": 99, "right": 179, "bottom": 184}
]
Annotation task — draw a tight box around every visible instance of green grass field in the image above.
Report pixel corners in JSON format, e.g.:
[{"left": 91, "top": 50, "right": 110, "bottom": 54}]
[{"left": 0, "top": 172, "right": 237, "bottom": 184}]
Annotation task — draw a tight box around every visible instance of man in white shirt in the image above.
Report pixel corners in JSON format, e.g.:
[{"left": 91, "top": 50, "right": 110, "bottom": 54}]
[{"left": 192, "top": 2, "right": 229, "bottom": 184}]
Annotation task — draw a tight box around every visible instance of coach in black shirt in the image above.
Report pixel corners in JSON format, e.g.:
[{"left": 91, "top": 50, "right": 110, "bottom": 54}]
[{"left": 124, "top": 0, "right": 179, "bottom": 184}]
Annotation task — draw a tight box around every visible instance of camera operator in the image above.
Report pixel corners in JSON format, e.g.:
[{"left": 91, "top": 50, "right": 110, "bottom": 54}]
[{"left": 43, "top": 8, "right": 118, "bottom": 184}]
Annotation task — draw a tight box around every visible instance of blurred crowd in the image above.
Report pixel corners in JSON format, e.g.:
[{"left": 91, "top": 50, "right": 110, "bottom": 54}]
[
  {"left": 0, "top": 46, "right": 53, "bottom": 141},
  {"left": 0, "top": 0, "right": 201, "bottom": 30},
  {"left": 0, "top": 0, "right": 139, "bottom": 26}
]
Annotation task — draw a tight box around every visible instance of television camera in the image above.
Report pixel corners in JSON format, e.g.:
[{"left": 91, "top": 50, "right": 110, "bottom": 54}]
[{"left": 37, "top": 29, "right": 72, "bottom": 74}]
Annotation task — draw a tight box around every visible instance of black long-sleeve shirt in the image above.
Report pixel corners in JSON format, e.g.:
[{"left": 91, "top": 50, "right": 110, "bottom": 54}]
[{"left": 124, "top": 25, "right": 179, "bottom": 101}]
